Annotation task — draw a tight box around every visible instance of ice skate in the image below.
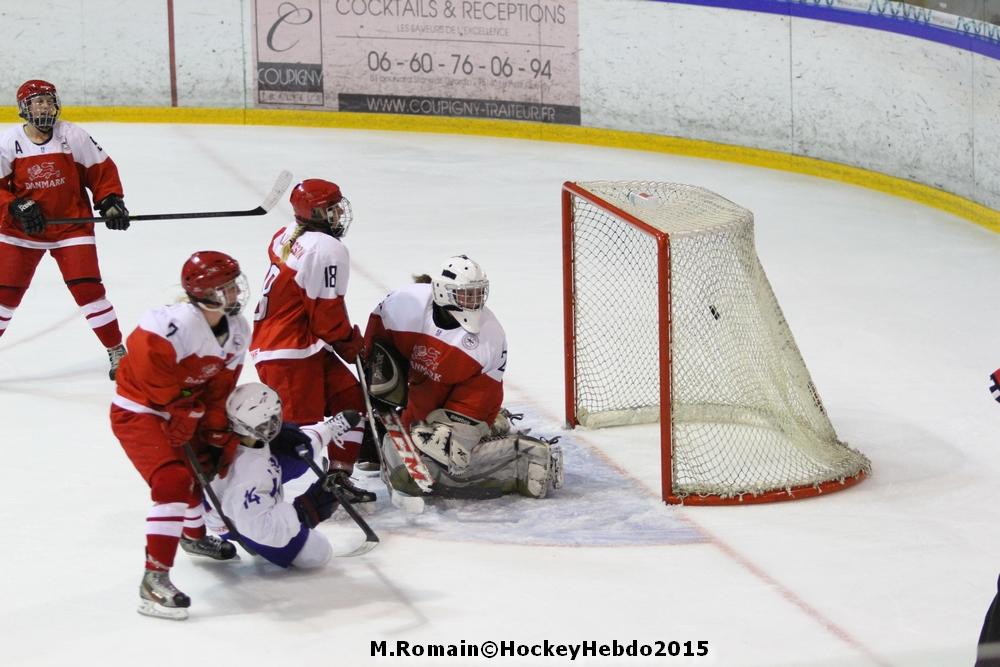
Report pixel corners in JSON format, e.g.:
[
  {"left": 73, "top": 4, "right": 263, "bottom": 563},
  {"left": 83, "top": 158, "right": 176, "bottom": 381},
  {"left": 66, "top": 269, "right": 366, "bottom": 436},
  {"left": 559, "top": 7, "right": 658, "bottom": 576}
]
[
  {"left": 180, "top": 534, "right": 238, "bottom": 561},
  {"left": 138, "top": 570, "right": 190, "bottom": 621},
  {"left": 324, "top": 469, "right": 376, "bottom": 503},
  {"left": 107, "top": 344, "right": 126, "bottom": 381}
]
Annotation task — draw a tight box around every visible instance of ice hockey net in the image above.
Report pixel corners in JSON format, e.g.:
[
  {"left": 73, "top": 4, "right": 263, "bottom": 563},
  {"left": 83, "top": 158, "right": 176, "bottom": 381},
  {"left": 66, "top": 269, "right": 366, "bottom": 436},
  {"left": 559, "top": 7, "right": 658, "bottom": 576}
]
[{"left": 562, "top": 181, "right": 870, "bottom": 505}]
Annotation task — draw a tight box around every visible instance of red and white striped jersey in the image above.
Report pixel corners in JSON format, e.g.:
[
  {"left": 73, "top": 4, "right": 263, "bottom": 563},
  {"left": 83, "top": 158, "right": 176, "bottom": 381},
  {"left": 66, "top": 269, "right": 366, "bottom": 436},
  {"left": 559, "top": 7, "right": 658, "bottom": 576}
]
[
  {"left": 0, "top": 120, "right": 123, "bottom": 245},
  {"left": 364, "top": 282, "right": 506, "bottom": 428},
  {"left": 250, "top": 227, "right": 354, "bottom": 363},
  {"left": 113, "top": 302, "right": 250, "bottom": 431}
]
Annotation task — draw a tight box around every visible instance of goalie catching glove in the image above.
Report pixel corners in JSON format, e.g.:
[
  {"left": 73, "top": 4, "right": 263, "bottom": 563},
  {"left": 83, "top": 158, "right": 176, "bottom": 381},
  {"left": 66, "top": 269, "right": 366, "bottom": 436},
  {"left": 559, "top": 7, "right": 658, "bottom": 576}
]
[{"left": 363, "top": 339, "right": 409, "bottom": 410}]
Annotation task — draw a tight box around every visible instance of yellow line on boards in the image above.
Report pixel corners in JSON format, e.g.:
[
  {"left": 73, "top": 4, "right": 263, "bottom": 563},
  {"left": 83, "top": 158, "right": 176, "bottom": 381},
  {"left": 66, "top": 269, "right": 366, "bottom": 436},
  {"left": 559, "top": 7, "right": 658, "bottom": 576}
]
[{"left": 49, "top": 105, "right": 1000, "bottom": 234}]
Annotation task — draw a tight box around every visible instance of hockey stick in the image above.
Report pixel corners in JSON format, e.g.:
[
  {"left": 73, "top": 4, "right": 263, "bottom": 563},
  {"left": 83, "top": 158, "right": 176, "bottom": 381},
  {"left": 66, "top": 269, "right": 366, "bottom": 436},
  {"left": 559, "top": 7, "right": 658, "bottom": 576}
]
[
  {"left": 293, "top": 444, "right": 379, "bottom": 557},
  {"left": 355, "top": 358, "right": 429, "bottom": 514},
  {"left": 47, "top": 170, "right": 293, "bottom": 224},
  {"left": 181, "top": 443, "right": 258, "bottom": 557}
]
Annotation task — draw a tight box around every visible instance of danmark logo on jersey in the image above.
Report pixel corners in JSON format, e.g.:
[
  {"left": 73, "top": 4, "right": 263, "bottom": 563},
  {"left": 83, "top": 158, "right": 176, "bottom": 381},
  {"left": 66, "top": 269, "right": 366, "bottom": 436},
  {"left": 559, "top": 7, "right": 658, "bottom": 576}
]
[
  {"left": 410, "top": 345, "right": 443, "bottom": 381},
  {"left": 24, "top": 161, "right": 66, "bottom": 190},
  {"left": 184, "top": 362, "right": 222, "bottom": 384}
]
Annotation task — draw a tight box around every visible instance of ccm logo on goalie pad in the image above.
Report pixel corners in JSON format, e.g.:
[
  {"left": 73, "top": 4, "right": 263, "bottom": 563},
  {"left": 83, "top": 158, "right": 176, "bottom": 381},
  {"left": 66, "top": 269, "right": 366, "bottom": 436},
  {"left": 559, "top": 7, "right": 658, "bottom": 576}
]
[{"left": 387, "top": 426, "right": 434, "bottom": 492}]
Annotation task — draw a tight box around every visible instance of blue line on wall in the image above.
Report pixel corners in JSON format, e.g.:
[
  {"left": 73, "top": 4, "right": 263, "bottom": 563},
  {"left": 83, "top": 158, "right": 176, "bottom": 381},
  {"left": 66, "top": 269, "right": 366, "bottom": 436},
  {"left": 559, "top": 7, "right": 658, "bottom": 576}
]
[{"left": 653, "top": 0, "right": 1000, "bottom": 60}]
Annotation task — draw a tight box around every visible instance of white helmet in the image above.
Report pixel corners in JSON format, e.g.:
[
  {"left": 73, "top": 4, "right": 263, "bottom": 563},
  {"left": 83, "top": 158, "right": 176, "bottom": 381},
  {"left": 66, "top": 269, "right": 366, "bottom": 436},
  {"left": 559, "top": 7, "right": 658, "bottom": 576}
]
[
  {"left": 226, "top": 382, "right": 283, "bottom": 443},
  {"left": 432, "top": 255, "right": 489, "bottom": 334}
]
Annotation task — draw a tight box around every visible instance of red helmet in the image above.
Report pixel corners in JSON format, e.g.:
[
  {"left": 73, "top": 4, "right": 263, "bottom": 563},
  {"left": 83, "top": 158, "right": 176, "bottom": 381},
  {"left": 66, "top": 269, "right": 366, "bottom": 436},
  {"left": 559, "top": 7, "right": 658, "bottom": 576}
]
[
  {"left": 16, "top": 80, "right": 60, "bottom": 131},
  {"left": 289, "top": 179, "right": 353, "bottom": 237},
  {"left": 181, "top": 251, "right": 249, "bottom": 315}
]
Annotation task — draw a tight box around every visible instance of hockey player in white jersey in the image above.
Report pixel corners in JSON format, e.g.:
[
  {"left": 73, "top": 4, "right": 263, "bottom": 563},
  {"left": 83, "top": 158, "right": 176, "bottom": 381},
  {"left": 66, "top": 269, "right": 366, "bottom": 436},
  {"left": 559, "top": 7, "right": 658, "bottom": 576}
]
[
  {"left": 362, "top": 255, "right": 564, "bottom": 502},
  {"left": 203, "top": 382, "right": 375, "bottom": 569}
]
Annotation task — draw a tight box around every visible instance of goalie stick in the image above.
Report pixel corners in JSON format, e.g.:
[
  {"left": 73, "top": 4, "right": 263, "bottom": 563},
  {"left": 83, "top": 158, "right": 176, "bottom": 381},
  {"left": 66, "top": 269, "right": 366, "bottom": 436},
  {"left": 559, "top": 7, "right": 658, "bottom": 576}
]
[
  {"left": 293, "top": 444, "right": 379, "bottom": 557},
  {"left": 181, "top": 443, "right": 258, "bottom": 557},
  {"left": 47, "top": 170, "right": 293, "bottom": 224},
  {"left": 355, "top": 358, "right": 432, "bottom": 514}
]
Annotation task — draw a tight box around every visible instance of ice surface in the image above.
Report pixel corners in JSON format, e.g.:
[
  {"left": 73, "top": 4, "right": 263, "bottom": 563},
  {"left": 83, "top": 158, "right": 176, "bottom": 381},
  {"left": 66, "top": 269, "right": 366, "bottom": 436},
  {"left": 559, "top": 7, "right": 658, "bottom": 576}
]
[{"left": 0, "top": 122, "right": 996, "bottom": 665}]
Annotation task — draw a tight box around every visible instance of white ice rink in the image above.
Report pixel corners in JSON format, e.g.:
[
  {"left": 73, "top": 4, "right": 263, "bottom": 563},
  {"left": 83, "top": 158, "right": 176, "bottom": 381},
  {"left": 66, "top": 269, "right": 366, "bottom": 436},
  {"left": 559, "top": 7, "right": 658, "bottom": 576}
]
[{"left": 0, "top": 122, "right": 996, "bottom": 666}]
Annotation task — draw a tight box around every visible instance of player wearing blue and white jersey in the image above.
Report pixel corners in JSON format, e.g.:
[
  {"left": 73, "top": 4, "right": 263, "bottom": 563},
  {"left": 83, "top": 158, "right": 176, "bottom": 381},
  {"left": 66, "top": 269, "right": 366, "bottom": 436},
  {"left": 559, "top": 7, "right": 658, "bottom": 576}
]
[{"left": 206, "top": 383, "right": 374, "bottom": 568}]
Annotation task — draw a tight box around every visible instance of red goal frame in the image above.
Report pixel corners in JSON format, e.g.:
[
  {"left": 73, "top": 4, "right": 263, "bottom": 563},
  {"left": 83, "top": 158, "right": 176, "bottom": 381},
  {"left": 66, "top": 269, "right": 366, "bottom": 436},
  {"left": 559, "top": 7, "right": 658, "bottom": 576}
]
[{"left": 561, "top": 181, "right": 867, "bottom": 505}]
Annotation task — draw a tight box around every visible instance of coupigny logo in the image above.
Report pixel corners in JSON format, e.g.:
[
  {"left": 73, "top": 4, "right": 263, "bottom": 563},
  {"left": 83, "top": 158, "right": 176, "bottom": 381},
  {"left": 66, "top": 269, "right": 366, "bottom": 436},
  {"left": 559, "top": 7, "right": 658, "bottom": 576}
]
[
  {"left": 410, "top": 345, "right": 443, "bottom": 382},
  {"left": 266, "top": 2, "right": 313, "bottom": 54}
]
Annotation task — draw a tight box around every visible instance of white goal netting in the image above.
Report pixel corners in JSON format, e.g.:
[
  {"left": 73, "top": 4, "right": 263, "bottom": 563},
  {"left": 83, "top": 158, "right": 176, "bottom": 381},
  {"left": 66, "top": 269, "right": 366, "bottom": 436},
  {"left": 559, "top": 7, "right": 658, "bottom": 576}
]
[{"left": 565, "top": 181, "right": 870, "bottom": 502}]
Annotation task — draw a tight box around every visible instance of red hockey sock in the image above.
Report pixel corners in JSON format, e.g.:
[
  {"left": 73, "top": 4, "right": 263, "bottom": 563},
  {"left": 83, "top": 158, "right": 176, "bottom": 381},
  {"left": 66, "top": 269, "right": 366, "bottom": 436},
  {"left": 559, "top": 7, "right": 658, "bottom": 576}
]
[
  {"left": 328, "top": 425, "right": 364, "bottom": 467},
  {"left": 145, "top": 502, "right": 186, "bottom": 570},
  {"left": 66, "top": 279, "right": 122, "bottom": 348},
  {"left": 0, "top": 286, "right": 26, "bottom": 338},
  {"left": 181, "top": 502, "right": 206, "bottom": 541}
]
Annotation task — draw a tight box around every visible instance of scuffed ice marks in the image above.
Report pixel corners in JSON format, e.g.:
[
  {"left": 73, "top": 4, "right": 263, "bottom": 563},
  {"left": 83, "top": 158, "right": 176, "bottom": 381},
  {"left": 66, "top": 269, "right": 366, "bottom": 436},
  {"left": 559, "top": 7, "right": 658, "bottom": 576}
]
[{"left": 357, "top": 409, "right": 704, "bottom": 547}]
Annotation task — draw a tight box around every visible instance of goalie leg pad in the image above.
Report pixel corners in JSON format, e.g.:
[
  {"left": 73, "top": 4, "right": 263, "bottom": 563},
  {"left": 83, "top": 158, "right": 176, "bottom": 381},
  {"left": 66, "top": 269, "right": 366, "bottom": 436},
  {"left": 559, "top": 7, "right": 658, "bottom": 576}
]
[
  {"left": 514, "top": 436, "right": 563, "bottom": 499},
  {"left": 412, "top": 408, "right": 490, "bottom": 474},
  {"left": 431, "top": 435, "right": 563, "bottom": 499}
]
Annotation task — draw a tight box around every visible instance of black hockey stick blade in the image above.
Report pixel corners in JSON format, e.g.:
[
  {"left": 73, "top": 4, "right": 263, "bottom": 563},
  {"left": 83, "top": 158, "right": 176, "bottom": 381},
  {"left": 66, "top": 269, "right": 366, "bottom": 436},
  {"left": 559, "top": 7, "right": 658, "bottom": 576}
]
[
  {"left": 294, "top": 444, "right": 380, "bottom": 554},
  {"left": 47, "top": 170, "right": 293, "bottom": 224}
]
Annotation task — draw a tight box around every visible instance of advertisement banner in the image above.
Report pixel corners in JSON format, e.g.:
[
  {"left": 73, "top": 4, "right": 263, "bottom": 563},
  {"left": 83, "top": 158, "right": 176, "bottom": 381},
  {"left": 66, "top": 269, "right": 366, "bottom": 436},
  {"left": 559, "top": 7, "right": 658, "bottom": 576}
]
[
  {"left": 254, "top": 1, "right": 580, "bottom": 124},
  {"left": 255, "top": 0, "right": 325, "bottom": 106}
]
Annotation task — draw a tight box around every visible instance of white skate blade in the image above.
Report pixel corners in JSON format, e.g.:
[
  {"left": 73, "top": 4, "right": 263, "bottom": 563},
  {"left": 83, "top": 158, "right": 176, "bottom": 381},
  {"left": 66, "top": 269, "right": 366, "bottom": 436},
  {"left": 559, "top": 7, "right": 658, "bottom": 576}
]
[
  {"left": 138, "top": 599, "right": 189, "bottom": 621},
  {"left": 391, "top": 490, "right": 424, "bottom": 515}
]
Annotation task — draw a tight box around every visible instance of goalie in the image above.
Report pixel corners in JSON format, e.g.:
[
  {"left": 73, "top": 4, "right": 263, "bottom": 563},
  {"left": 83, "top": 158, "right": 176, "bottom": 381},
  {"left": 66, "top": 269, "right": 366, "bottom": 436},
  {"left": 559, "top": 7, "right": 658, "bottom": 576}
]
[{"left": 362, "top": 255, "right": 563, "bottom": 501}]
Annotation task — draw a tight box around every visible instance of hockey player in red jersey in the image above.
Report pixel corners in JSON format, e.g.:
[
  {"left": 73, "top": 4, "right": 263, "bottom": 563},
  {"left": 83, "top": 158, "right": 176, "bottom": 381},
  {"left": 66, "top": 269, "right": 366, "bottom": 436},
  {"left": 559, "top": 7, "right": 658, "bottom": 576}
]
[
  {"left": 250, "top": 178, "right": 365, "bottom": 472},
  {"left": 362, "top": 255, "right": 564, "bottom": 503},
  {"left": 110, "top": 251, "right": 250, "bottom": 620},
  {"left": 0, "top": 80, "right": 131, "bottom": 379}
]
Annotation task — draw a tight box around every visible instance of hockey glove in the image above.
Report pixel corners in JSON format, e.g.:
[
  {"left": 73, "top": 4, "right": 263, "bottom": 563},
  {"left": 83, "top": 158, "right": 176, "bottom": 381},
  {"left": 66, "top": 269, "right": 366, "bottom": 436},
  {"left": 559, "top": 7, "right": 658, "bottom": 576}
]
[
  {"left": 293, "top": 478, "right": 338, "bottom": 528},
  {"left": 97, "top": 194, "right": 130, "bottom": 230},
  {"left": 269, "top": 422, "right": 314, "bottom": 459},
  {"left": 990, "top": 370, "right": 1000, "bottom": 403},
  {"left": 199, "top": 429, "right": 239, "bottom": 476},
  {"left": 332, "top": 325, "right": 364, "bottom": 364},
  {"left": 9, "top": 198, "right": 45, "bottom": 235},
  {"left": 162, "top": 397, "right": 205, "bottom": 447}
]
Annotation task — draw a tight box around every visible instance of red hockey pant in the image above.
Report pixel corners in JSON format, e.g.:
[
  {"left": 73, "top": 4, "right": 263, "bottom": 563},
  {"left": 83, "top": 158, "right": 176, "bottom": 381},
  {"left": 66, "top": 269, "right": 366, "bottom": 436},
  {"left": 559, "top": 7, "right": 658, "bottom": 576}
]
[
  {"left": 256, "top": 350, "right": 365, "bottom": 466},
  {"left": 0, "top": 240, "right": 121, "bottom": 347}
]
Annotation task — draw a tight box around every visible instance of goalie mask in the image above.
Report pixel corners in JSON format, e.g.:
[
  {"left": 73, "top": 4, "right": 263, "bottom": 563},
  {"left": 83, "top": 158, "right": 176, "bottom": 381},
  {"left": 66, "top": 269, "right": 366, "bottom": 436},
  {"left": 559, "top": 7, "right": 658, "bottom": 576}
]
[
  {"left": 432, "top": 255, "right": 489, "bottom": 334},
  {"left": 181, "top": 250, "right": 250, "bottom": 316},
  {"left": 17, "top": 79, "right": 60, "bottom": 132},
  {"left": 226, "top": 382, "right": 283, "bottom": 443},
  {"left": 290, "top": 179, "right": 354, "bottom": 238}
]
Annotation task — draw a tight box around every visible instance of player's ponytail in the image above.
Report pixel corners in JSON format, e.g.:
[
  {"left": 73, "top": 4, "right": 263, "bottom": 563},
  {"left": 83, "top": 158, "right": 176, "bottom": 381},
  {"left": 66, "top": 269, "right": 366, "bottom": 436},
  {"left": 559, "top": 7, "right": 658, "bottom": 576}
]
[{"left": 280, "top": 224, "right": 306, "bottom": 263}]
